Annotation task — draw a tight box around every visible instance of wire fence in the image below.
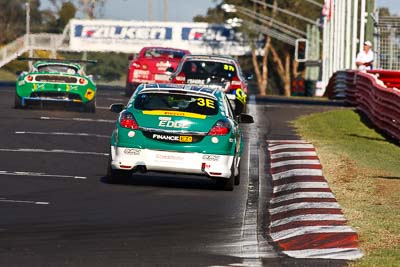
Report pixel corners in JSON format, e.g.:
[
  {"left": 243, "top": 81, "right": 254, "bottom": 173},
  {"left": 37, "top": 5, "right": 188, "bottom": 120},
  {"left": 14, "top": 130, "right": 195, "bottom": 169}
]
[{"left": 376, "top": 16, "right": 400, "bottom": 70}]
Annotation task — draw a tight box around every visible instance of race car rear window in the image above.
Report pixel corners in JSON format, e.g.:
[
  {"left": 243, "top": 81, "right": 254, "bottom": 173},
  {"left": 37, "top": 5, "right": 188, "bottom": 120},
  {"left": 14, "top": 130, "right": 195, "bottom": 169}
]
[
  {"left": 181, "top": 60, "right": 237, "bottom": 79},
  {"left": 144, "top": 48, "right": 186, "bottom": 59},
  {"left": 37, "top": 65, "right": 78, "bottom": 74},
  {"left": 134, "top": 93, "right": 218, "bottom": 116}
]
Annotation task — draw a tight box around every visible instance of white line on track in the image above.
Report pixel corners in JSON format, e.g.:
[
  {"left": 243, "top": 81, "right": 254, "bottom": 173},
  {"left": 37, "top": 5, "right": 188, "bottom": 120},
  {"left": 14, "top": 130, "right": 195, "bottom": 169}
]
[
  {"left": 0, "top": 170, "right": 86, "bottom": 179},
  {"left": 15, "top": 131, "right": 109, "bottom": 138},
  {"left": 270, "top": 225, "right": 356, "bottom": 241},
  {"left": 271, "top": 169, "right": 323, "bottom": 180},
  {"left": 284, "top": 248, "right": 364, "bottom": 260},
  {"left": 0, "top": 199, "right": 50, "bottom": 205},
  {"left": 271, "top": 159, "right": 321, "bottom": 168},
  {"left": 273, "top": 182, "right": 329, "bottom": 193},
  {"left": 270, "top": 151, "right": 317, "bottom": 159},
  {"left": 268, "top": 144, "right": 315, "bottom": 151},
  {"left": 271, "top": 214, "right": 346, "bottom": 228},
  {"left": 0, "top": 148, "right": 109, "bottom": 156},
  {"left": 40, "top": 116, "right": 115, "bottom": 123},
  {"left": 271, "top": 192, "right": 336, "bottom": 204},
  {"left": 269, "top": 202, "right": 341, "bottom": 215}
]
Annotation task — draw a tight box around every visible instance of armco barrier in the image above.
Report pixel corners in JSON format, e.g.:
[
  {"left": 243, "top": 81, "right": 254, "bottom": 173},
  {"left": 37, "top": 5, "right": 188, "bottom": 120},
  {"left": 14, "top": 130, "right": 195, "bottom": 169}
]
[{"left": 324, "top": 70, "right": 400, "bottom": 142}]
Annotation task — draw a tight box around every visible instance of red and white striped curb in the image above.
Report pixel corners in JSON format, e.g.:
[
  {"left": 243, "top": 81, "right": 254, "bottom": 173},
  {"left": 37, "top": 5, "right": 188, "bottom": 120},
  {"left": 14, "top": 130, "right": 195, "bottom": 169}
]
[{"left": 267, "top": 140, "right": 363, "bottom": 260}]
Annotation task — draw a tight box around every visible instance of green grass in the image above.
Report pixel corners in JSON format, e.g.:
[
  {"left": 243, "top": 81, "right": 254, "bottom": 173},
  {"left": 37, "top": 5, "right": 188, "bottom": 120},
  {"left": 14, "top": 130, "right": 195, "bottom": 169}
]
[{"left": 293, "top": 109, "right": 400, "bottom": 267}]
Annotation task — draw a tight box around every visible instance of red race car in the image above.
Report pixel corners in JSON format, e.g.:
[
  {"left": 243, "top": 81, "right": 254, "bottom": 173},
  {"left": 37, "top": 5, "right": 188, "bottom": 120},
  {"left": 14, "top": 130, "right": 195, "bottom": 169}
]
[{"left": 125, "top": 46, "right": 190, "bottom": 96}]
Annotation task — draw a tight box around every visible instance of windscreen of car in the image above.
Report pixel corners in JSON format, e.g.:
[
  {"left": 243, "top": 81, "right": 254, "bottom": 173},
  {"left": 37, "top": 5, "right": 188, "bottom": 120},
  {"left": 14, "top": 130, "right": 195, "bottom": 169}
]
[
  {"left": 37, "top": 64, "right": 78, "bottom": 74},
  {"left": 134, "top": 93, "right": 218, "bottom": 116},
  {"left": 144, "top": 48, "right": 186, "bottom": 59},
  {"left": 181, "top": 60, "right": 237, "bottom": 80}
]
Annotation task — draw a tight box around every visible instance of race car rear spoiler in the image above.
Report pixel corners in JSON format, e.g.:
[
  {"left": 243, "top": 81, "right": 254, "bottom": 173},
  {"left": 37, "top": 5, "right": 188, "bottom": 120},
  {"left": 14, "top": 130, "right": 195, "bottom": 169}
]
[{"left": 17, "top": 57, "right": 97, "bottom": 64}]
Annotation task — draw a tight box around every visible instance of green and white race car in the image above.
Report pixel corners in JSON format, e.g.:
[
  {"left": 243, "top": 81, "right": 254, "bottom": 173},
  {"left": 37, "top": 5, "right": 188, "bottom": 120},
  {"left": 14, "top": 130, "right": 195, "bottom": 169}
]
[
  {"left": 107, "top": 83, "right": 254, "bottom": 190},
  {"left": 15, "top": 59, "right": 97, "bottom": 112}
]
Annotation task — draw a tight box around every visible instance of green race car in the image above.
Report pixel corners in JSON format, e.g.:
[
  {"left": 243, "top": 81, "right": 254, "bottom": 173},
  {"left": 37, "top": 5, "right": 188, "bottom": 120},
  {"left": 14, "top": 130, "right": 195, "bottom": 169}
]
[
  {"left": 15, "top": 59, "right": 97, "bottom": 112},
  {"left": 107, "top": 83, "right": 254, "bottom": 191}
]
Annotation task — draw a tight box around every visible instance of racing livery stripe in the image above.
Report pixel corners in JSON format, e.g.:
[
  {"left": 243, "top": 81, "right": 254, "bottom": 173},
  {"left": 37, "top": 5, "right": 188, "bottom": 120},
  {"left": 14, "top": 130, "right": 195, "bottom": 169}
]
[
  {"left": 267, "top": 140, "right": 363, "bottom": 260},
  {"left": 142, "top": 110, "right": 206, "bottom": 119}
]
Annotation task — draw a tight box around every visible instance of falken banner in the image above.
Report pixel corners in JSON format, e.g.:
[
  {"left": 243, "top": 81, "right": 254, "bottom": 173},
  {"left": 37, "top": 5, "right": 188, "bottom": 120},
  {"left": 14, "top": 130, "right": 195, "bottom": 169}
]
[{"left": 69, "top": 19, "right": 252, "bottom": 55}]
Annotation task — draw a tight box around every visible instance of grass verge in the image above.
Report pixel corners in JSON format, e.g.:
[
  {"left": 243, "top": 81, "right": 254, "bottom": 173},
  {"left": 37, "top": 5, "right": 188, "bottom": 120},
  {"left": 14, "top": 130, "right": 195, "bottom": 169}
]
[{"left": 293, "top": 109, "right": 400, "bottom": 267}]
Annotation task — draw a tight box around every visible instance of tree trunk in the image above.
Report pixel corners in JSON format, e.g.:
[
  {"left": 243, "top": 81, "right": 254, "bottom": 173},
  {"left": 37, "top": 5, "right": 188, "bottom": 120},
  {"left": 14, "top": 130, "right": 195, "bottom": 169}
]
[
  {"left": 252, "top": 36, "right": 271, "bottom": 96},
  {"left": 270, "top": 45, "right": 292, "bottom": 96}
]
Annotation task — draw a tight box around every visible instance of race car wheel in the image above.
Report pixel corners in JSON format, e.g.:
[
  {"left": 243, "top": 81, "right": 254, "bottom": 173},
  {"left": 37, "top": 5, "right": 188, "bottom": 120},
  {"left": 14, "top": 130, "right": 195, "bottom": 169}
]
[
  {"left": 234, "top": 99, "right": 246, "bottom": 115},
  {"left": 106, "top": 162, "right": 131, "bottom": 184},
  {"left": 84, "top": 98, "right": 96, "bottom": 113},
  {"left": 14, "top": 95, "right": 24, "bottom": 109},
  {"left": 125, "top": 83, "right": 138, "bottom": 96},
  {"left": 234, "top": 158, "right": 241, "bottom": 186},
  {"left": 217, "top": 165, "right": 234, "bottom": 191}
]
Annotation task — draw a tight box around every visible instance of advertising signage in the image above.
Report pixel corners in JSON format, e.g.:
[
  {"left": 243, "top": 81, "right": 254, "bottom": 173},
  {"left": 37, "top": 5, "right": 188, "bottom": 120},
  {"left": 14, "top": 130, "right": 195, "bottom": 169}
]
[{"left": 69, "top": 19, "right": 252, "bottom": 55}]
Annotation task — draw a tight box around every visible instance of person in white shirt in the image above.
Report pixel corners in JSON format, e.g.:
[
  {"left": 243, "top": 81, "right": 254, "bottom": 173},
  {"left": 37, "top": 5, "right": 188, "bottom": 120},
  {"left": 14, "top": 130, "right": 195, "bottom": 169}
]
[{"left": 356, "top": 41, "right": 374, "bottom": 70}]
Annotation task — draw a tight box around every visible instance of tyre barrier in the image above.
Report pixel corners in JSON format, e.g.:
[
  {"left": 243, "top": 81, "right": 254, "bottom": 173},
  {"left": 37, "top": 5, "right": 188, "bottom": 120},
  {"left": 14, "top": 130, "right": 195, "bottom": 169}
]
[
  {"left": 267, "top": 140, "right": 363, "bottom": 260},
  {"left": 324, "top": 70, "right": 400, "bottom": 142}
]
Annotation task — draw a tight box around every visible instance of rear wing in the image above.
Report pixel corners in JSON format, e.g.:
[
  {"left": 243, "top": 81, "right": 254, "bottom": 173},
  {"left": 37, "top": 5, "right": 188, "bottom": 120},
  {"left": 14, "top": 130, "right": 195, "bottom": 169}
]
[{"left": 17, "top": 57, "right": 97, "bottom": 64}]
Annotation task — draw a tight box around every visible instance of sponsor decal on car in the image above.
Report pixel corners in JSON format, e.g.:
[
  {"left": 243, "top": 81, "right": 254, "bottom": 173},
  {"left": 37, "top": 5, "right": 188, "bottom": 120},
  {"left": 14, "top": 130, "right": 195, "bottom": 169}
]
[
  {"left": 152, "top": 134, "right": 193, "bottom": 143},
  {"left": 143, "top": 110, "right": 206, "bottom": 119},
  {"left": 235, "top": 88, "right": 247, "bottom": 105},
  {"left": 155, "top": 154, "right": 185, "bottom": 161},
  {"left": 158, "top": 119, "right": 190, "bottom": 129}
]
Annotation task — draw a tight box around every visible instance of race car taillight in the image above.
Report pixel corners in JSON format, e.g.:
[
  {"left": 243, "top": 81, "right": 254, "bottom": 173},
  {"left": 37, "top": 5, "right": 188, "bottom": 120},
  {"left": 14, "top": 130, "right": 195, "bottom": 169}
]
[
  {"left": 119, "top": 111, "right": 139, "bottom": 130},
  {"left": 26, "top": 75, "right": 34, "bottom": 82},
  {"left": 131, "top": 62, "right": 141, "bottom": 68},
  {"left": 172, "top": 72, "right": 186, "bottom": 83},
  {"left": 208, "top": 119, "right": 231, "bottom": 136},
  {"left": 230, "top": 76, "right": 242, "bottom": 90}
]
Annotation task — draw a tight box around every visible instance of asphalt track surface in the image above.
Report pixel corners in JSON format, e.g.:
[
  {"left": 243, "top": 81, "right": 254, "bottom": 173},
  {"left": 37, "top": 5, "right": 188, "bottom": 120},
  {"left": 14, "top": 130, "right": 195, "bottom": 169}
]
[{"left": 0, "top": 84, "right": 349, "bottom": 267}]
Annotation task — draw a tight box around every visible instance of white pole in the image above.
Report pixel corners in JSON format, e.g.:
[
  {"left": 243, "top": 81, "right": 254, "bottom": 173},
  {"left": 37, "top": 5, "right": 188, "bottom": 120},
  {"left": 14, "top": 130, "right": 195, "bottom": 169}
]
[
  {"left": 329, "top": 0, "right": 335, "bottom": 76},
  {"left": 345, "top": 0, "right": 352, "bottom": 69},
  {"left": 359, "top": 0, "right": 366, "bottom": 52},
  {"left": 338, "top": 0, "right": 344, "bottom": 70},
  {"left": 352, "top": 0, "right": 359, "bottom": 69},
  {"left": 322, "top": 16, "right": 329, "bottom": 87},
  {"left": 333, "top": 0, "right": 340, "bottom": 72},
  {"left": 26, "top": 0, "right": 32, "bottom": 67}
]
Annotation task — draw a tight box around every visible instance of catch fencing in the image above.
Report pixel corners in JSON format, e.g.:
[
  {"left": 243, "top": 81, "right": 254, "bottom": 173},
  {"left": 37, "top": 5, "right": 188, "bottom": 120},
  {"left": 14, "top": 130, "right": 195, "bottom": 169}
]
[{"left": 324, "top": 70, "right": 400, "bottom": 142}]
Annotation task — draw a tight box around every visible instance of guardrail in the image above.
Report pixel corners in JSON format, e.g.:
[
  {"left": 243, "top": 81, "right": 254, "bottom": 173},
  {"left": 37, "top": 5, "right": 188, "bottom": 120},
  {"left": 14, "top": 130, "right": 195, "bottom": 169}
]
[
  {"left": 324, "top": 70, "right": 400, "bottom": 142},
  {"left": 0, "top": 33, "right": 67, "bottom": 68}
]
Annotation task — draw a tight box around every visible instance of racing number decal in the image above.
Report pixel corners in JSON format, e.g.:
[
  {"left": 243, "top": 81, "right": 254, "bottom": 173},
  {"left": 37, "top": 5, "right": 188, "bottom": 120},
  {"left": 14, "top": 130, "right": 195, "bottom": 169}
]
[
  {"left": 197, "top": 98, "right": 215, "bottom": 109},
  {"left": 223, "top": 64, "right": 235, "bottom": 72},
  {"left": 235, "top": 88, "right": 247, "bottom": 105}
]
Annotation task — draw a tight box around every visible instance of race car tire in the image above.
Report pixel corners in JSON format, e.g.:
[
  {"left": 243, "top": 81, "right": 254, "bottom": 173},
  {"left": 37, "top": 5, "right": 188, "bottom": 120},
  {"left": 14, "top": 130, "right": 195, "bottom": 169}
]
[
  {"left": 14, "top": 95, "right": 24, "bottom": 109},
  {"left": 234, "top": 158, "right": 241, "bottom": 186},
  {"left": 105, "top": 162, "right": 132, "bottom": 184},
  {"left": 125, "top": 83, "right": 138, "bottom": 96},
  {"left": 83, "top": 98, "right": 96, "bottom": 113},
  {"left": 217, "top": 165, "right": 234, "bottom": 191},
  {"left": 234, "top": 99, "right": 246, "bottom": 115}
]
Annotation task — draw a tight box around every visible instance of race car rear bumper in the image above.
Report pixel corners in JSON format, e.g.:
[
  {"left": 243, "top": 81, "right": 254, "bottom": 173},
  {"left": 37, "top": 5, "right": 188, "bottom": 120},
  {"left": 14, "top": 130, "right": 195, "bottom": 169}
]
[{"left": 110, "top": 146, "right": 234, "bottom": 179}]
